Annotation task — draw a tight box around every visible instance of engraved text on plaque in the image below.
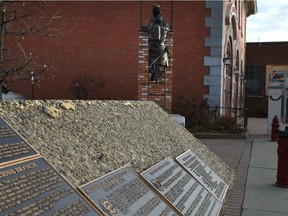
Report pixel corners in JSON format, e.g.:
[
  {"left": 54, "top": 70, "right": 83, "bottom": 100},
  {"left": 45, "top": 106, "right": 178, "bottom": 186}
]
[
  {"left": 141, "top": 157, "right": 221, "bottom": 216},
  {"left": 0, "top": 118, "right": 38, "bottom": 165},
  {"left": 176, "top": 150, "right": 228, "bottom": 202},
  {"left": 80, "top": 165, "right": 177, "bottom": 216},
  {"left": 0, "top": 157, "right": 98, "bottom": 215}
]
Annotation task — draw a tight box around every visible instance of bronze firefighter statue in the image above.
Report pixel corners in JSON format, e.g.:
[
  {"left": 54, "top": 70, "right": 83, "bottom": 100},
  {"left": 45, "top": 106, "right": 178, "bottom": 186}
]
[{"left": 147, "top": 5, "right": 170, "bottom": 83}]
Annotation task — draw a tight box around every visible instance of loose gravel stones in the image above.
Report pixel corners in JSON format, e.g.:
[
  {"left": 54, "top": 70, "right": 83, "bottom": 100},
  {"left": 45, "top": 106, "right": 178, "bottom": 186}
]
[{"left": 0, "top": 100, "right": 234, "bottom": 214}]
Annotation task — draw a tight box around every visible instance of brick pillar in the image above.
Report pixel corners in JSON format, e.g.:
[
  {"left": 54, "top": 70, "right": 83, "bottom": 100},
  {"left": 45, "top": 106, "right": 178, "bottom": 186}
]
[{"left": 138, "top": 29, "right": 173, "bottom": 114}]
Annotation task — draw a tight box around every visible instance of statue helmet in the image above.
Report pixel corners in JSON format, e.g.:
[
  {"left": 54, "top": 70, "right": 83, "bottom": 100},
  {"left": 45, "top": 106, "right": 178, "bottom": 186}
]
[{"left": 152, "top": 5, "right": 162, "bottom": 18}]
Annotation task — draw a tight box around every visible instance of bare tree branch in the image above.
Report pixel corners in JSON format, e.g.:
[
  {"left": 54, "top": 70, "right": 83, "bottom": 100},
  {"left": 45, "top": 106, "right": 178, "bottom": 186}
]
[
  {"left": 4, "top": 8, "right": 39, "bottom": 24},
  {"left": 71, "top": 73, "right": 107, "bottom": 100},
  {"left": 16, "top": 41, "right": 27, "bottom": 58},
  {"left": 0, "top": 1, "right": 62, "bottom": 99}
]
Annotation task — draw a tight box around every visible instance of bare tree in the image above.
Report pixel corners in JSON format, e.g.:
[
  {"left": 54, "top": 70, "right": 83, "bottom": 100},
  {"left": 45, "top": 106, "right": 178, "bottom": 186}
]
[
  {"left": 71, "top": 72, "right": 107, "bottom": 100},
  {"left": 0, "top": 1, "right": 61, "bottom": 99}
]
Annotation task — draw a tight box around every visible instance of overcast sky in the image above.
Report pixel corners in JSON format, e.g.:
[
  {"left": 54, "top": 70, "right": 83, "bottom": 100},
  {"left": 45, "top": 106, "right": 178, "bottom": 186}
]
[{"left": 246, "top": 0, "right": 288, "bottom": 42}]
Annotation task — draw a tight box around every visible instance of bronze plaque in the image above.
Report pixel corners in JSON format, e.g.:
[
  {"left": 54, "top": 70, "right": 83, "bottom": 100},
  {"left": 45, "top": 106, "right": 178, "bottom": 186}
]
[
  {"left": 176, "top": 150, "right": 228, "bottom": 202},
  {"left": 80, "top": 165, "right": 177, "bottom": 216},
  {"left": 0, "top": 118, "right": 38, "bottom": 165},
  {"left": 0, "top": 157, "right": 99, "bottom": 215},
  {"left": 141, "top": 157, "right": 221, "bottom": 216}
]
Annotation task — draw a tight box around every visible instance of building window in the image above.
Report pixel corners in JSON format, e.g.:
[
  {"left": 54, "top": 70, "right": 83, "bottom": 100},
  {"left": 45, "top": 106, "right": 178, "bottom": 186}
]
[{"left": 245, "top": 65, "right": 262, "bottom": 96}]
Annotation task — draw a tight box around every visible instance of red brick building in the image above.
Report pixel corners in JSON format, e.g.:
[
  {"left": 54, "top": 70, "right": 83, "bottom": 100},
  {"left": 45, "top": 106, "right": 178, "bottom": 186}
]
[
  {"left": 246, "top": 42, "right": 288, "bottom": 117},
  {"left": 7, "top": 1, "right": 256, "bottom": 114}
]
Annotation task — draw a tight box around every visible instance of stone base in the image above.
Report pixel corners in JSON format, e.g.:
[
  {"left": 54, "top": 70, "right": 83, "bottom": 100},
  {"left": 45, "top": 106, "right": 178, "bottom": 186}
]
[{"left": 170, "top": 114, "right": 185, "bottom": 127}]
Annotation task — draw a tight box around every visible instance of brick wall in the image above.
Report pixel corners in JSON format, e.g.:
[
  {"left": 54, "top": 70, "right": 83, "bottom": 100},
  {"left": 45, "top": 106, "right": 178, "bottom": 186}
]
[
  {"left": 8, "top": 2, "right": 140, "bottom": 100},
  {"left": 246, "top": 42, "right": 288, "bottom": 117},
  {"left": 7, "top": 1, "right": 210, "bottom": 108},
  {"left": 172, "top": 1, "right": 210, "bottom": 105}
]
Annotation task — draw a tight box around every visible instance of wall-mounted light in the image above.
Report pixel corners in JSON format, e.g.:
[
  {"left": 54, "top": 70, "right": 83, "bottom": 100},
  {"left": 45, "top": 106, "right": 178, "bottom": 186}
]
[
  {"left": 240, "top": 74, "right": 246, "bottom": 83},
  {"left": 223, "top": 53, "right": 231, "bottom": 65},
  {"left": 234, "top": 66, "right": 240, "bottom": 74},
  {"left": 31, "top": 71, "right": 34, "bottom": 99}
]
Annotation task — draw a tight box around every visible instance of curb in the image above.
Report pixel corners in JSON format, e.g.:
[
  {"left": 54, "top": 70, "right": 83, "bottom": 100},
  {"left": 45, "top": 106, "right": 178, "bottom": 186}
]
[{"left": 193, "top": 132, "right": 247, "bottom": 139}]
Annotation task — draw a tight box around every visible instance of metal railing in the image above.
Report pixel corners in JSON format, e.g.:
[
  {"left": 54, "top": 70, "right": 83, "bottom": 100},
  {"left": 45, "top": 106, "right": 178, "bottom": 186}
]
[
  {"left": 172, "top": 104, "right": 248, "bottom": 132},
  {"left": 209, "top": 106, "right": 248, "bottom": 131}
]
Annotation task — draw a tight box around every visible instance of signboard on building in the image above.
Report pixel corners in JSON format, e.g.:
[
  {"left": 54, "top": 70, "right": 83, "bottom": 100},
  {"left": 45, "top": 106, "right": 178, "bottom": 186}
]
[{"left": 266, "top": 65, "right": 288, "bottom": 94}]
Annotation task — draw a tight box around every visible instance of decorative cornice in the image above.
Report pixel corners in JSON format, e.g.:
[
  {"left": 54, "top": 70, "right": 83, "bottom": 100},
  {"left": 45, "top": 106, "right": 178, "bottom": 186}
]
[
  {"left": 225, "top": 3, "right": 237, "bottom": 25},
  {"left": 245, "top": 0, "right": 258, "bottom": 17}
]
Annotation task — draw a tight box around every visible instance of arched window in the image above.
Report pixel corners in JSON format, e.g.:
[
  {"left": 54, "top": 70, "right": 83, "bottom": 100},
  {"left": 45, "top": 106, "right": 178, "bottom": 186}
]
[
  {"left": 226, "top": 42, "right": 232, "bottom": 77},
  {"left": 223, "top": 41, "right": 233, "bottom": 112}
]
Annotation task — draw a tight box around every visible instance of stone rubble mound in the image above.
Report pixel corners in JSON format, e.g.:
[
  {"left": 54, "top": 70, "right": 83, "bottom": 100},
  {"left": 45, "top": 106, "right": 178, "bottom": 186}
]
[{"left": 0, "top": 100, "right": 234, "bottom": 189}]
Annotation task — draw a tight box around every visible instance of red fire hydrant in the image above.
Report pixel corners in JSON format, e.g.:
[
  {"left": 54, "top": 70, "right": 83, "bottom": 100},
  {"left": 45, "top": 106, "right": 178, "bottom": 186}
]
[
  {"left": 274, "top": 131, "right": 288, "bottom": 188},
  {"left": 271, "top": 115, "right": 280, "bottom": 141}
]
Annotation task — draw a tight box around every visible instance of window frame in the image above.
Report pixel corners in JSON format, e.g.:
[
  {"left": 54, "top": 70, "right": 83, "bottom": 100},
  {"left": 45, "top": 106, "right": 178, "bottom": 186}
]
[{"left": 245, "top": 65, "right": 262, "bottom": 96}]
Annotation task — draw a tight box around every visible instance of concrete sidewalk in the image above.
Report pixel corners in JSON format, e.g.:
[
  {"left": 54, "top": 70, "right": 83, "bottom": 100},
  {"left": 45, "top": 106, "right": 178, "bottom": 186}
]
[
  {"left": 242, "top": 140, "right": 288, "bottom": 216},
  {"left": 201, "top": 118, "right": 288, "bottom": 216}
]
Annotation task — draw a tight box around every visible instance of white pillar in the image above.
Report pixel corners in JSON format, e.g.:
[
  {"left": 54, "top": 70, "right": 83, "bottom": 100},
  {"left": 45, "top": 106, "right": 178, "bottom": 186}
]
[{"left": 267, "top": 86, "right": 283, "bottom": 134}]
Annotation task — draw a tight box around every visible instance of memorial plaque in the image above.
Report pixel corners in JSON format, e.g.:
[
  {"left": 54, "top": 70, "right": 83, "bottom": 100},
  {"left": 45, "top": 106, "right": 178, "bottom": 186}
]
[
  {"left": 176, "top": 150, "right": 228, "bottom": 202},
  {"left": 0, "top": 157, "right": 99, "bottom": 215},
  {"left": 141, "top": 157, "right": 221, "bottom": 216},
  {"left": 80, "top": 165, "right": 177, "bottom": 216},
  {"left": 0, "top": 118, "right": 38, "bottom": 166}
]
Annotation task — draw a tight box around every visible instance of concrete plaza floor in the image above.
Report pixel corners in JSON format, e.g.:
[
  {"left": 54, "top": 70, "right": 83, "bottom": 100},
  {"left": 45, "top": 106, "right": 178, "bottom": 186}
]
[{"left": 200, "top": 118, "right": 288, "bottom": 216}]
